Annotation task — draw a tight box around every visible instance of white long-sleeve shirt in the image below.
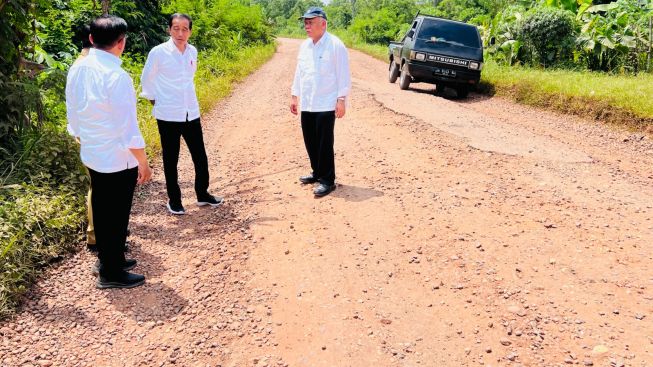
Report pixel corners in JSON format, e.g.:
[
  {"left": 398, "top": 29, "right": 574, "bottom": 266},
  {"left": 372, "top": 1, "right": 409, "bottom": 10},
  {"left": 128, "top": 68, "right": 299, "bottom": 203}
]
[
  {"left": 140, "top": 38, "right": 200, "bottom": 122},
  {"left": 291, "top": 32, "right": 351, "bottom": 112},
  {"left": 66, "top": 48, "right": 145, "bottom": 173}
]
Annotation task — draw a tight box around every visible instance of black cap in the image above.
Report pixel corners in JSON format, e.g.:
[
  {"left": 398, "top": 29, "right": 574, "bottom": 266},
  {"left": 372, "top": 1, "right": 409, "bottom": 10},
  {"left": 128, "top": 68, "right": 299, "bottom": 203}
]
[{"left": 299, "top": 7, "right": 327, "bottom": 21}]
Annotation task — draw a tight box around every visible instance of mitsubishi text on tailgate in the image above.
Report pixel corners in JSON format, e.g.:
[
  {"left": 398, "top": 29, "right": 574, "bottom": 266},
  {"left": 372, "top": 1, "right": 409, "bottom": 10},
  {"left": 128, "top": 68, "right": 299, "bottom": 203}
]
[{"left": 388, "top": 14, "right": 483, "bottom": 98}]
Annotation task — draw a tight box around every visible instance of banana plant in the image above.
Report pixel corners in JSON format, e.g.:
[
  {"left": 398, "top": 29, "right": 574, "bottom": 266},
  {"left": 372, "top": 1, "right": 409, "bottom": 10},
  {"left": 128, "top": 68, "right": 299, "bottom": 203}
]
[
  {"left": 545, "top": 0, "right": 592, "bottom": 13},
  {"left": 482, "top": 5, "right": 525, "bottom": 65},
  {"left": 576, "top": 0, "right": 651, "bottom": 71}
]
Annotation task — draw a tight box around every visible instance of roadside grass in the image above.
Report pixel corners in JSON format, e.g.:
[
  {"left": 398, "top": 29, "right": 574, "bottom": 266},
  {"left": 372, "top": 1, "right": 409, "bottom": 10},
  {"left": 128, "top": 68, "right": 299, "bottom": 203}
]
[
  {"left": 479, "top": 62, "right": 653, "bottom": 133},
  {"left": 322, "top": 30, "right": 653, "bottom": 134},
  {"left": 0, "top": 42, "right": 277, "bottom": 319}
]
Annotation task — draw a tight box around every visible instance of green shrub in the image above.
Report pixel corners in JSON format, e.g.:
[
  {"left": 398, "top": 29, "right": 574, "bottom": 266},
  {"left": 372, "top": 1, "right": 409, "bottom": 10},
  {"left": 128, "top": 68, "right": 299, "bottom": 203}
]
[
  {"left": 350, "top": 8, "right": 403, "bottom": 44},
  {"left": 0, "top": 184, "right": 85, "bottom": 318},
  {"left": 432, "top": 0, "right": 487, "bottom": 22},
  {"left": 520, "top": 7, "right": 576, "bottom": 67},
  {"left": 1, "top": 126, "right": 87, "bottom": 190}
]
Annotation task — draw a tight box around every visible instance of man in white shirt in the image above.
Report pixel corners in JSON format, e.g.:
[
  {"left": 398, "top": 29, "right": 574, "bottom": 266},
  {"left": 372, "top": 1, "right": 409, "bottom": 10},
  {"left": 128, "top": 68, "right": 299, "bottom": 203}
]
[
  {"left": 66, "top": 15, "right": 152, "bottom": 289},
  {"left": 290, "top": 7, "right": 351, "bottom": 197},
  {"left": 140, "top": 13, "right": 222, "bottom": 215}
]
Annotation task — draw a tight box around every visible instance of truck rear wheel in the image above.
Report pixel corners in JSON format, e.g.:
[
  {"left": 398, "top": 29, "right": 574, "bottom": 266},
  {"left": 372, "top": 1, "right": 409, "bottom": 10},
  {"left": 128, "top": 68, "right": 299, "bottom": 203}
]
[
  {"left": 388, "top": 61, "right": 399, "bottom": 83},
  {"left": 399, "top": 64, "right": 411, "bottom": 90}
]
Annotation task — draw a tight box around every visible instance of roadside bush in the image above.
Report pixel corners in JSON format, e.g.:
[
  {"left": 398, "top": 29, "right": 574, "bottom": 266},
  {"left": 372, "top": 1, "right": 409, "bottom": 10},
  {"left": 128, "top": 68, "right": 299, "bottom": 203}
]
[
  {"left": 432, "top": 0, "right": 487, "bottom": 23},
  {"left": 350, "top": 8, "right": 403, "bottom": 44},
  {"left": 4, "top": 127, "right": 88, "bottom": 190},
  {"left": 0, "top": 184, "right": 85, "bottom": 318},
  {"left": 520, "top": 7, "right": 576, "bottom": 67}
]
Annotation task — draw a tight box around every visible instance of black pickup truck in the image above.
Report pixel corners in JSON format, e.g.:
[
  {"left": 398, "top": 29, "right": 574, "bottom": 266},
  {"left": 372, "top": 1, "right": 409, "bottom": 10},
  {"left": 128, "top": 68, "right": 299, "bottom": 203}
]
[{"left": 388, "top": 14, "right": 483, "bottom": 98}]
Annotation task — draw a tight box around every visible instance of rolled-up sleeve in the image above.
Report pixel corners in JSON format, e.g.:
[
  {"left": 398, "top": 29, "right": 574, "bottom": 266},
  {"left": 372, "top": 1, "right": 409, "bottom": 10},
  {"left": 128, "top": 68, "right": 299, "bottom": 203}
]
[
  {"left": 111, "top": 73, "right": 145, "bottom": 149},
  {"left": 139, "top": 49, "right": 158, "bottom": 100},
  {"left": 335, "top": 42, "right": 351, "bottom": 98}
]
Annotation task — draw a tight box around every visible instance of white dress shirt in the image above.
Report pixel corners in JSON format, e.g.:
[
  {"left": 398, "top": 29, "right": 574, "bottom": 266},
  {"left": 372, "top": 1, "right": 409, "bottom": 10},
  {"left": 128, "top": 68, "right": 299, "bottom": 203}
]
[
  {"left": 66, "top": 48, "right": 145, "bottom": 173},
  {"left": 140, "top": 38, "right": 200, "bottom": 122},
  {"left": 291, "top": 32, "right": 351, "bottom": 112}
]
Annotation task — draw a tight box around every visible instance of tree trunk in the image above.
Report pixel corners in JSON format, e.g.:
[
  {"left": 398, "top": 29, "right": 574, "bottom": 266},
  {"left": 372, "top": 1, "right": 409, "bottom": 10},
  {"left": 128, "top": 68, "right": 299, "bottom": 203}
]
[
  {"left": 646, "top": 16, "right": 653, "bottom": 72},
  {"left": 102, "top": 0, "right": 110, "bottom": 15}
]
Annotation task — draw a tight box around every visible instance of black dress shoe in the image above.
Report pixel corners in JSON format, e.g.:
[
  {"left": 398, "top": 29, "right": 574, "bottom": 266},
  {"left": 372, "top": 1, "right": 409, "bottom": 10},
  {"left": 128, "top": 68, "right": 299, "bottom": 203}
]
[
  {"left": 91, "top": 259, "right": 137, "bottom": 275},
  {"left": 299, "top": 174, "right": 318, "bottom": 184},
  {"left": 314, "top": 183, "right": 336, "bottom": 197},
  {"left": 96, "top": 271, "right": 145, "bottom": 289}
]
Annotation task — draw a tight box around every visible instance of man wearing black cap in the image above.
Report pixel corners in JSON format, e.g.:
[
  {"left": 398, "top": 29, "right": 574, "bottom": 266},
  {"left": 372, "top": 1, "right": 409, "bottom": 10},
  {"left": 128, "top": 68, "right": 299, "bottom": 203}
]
[{"left": 290, "top": 6, "right": 351, "bottom": 197}]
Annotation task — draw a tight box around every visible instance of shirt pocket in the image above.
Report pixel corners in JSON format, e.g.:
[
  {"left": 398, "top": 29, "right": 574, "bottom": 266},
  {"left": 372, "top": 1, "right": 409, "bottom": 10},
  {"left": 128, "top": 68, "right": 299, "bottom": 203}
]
[
  {"left": 298, "top": 55, "right": 314, "bottom": 76},
  {"left": 187, "top": 57, "right": 197, "bottom": 74},
  {"left": 159, "top": 56, "right": 177, "bottom": 75},
  {"left": 318, "top": 53, "right": 334, "bottom": 76}
]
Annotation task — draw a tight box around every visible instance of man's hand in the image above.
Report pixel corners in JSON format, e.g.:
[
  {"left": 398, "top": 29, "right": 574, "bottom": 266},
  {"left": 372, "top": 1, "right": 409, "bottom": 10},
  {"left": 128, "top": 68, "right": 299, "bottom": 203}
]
[
  {"left": 137, "top": 162, "right": 152, "bottom": 184},
  {"left": 290, "top": 95, "right": 298, "bottom": 115},
  {"left": 335, "top": 99, "right": 346, "bottom": 118},
  {"left": 129, "top": 148, "right": 152, "bottom": 184}
]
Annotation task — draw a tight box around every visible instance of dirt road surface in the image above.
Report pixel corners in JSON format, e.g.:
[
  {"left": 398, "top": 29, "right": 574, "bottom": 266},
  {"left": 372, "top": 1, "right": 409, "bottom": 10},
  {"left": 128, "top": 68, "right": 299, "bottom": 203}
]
[{"left": 2, "top": 38, "right": 653, "bottom": 367}]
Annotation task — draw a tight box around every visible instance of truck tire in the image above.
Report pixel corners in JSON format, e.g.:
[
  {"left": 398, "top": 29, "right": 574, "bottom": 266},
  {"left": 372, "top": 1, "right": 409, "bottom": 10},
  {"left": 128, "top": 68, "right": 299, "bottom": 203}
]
[
  {"left": 388, "top": 61, "right": 399, "bottom": 83},
  {"left": 456, "top": 86, "right": 469, "bottom": 99},
  {"left": 399, "top": 64, "right": 411, "bottom": 90}
]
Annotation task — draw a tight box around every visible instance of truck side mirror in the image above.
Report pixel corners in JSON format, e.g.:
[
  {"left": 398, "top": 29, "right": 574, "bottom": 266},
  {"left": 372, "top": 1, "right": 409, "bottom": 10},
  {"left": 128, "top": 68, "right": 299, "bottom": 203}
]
[
  {"left": 407, "top": 30, "right": 415, "bottom": 39},
  {"left": 489, "top": 37, "right": 496, "bottom": 46}
]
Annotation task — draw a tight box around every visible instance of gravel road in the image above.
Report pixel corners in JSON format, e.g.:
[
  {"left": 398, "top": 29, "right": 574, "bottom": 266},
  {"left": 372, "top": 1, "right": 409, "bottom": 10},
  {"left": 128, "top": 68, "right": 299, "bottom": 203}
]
[{"left": 1, "top": 38, "right": 652, "bottom": 367}]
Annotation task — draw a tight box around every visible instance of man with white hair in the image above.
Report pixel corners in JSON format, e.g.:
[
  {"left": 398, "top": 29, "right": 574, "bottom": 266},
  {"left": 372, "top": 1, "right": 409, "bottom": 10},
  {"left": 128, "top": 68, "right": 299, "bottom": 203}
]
[{"left": 290, "top": 7, "right": 351, "bottom": 197}]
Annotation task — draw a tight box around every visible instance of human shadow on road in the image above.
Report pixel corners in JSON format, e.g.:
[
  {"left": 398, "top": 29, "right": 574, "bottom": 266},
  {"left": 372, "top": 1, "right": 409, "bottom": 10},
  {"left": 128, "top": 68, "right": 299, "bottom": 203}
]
[
  {"left": 331, "top": 184, "right": 384, "bottom": 202},
  {"left": 102, "top": 280, "right": 188, "bottom": 322}
]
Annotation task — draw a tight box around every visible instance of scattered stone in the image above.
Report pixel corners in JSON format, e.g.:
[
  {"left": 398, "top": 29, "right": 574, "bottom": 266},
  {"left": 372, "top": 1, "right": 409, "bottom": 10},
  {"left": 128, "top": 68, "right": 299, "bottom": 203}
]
[
  {"left": 592, "top": 345, "right": 609, "bottom": 355},
  {"left": 499, "top": 338, "right": 511, "bottom": 346},
  {"left": 507, "top": 305, "right": 526, "bottom": 317}
]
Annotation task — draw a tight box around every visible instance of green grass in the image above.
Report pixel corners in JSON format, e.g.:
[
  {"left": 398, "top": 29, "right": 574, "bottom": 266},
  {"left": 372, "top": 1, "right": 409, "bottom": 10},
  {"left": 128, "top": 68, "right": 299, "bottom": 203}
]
[
  {"left": 331, "top": 30, "right": 388, "bottom": 61},
  {"left": 196, "top": 43, "right": 277, "bottom": 113},
  {"left": 480, "top": 62, "right": 653, "bottom": 132}
]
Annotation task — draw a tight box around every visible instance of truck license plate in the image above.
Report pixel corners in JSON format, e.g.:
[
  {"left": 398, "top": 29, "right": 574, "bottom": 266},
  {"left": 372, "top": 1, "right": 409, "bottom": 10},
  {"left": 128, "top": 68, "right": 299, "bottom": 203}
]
[{"left": 434, "top": 67, "right": 456, "bottom": 77}]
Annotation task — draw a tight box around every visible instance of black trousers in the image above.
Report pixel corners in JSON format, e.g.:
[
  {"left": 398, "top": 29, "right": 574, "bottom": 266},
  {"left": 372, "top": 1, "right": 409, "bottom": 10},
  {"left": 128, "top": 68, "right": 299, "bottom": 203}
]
[
  {"left": 88, "top": 167, "right": 137, "bottom": 276},
  {"left": 157, "top": 118, "right": 210, "bottom": 204},
  {"left": 301, "top": 111, "right": 336, "bottom": 185}
]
